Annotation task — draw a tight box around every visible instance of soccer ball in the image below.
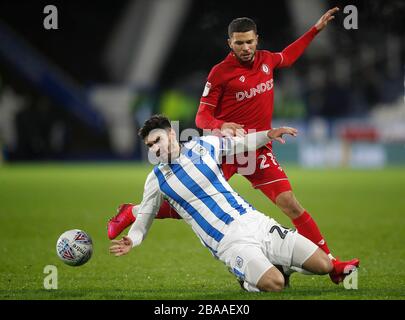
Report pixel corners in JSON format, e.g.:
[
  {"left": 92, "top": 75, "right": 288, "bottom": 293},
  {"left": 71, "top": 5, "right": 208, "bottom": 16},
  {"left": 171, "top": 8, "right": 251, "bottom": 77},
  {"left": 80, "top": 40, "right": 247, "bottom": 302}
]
[{"left": 56, "top": 229, "right": 93, "bottom": 266}]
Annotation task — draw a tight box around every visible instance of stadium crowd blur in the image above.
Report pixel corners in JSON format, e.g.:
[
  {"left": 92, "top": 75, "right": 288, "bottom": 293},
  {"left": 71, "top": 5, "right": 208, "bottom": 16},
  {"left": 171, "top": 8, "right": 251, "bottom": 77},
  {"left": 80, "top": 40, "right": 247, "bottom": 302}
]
[{"left": 0, "top": 0, "right": 404, "bottom": 165}]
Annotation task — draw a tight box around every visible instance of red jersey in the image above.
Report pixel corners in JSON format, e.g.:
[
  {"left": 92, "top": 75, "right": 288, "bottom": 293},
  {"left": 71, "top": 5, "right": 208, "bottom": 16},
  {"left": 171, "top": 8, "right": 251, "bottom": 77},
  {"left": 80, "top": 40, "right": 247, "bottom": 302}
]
[
  {"left": 196, "top": 26, "right": 318, "bottom": 132},
  {"left": 200, "top": 50, "right": 281, "bottom": 131}
]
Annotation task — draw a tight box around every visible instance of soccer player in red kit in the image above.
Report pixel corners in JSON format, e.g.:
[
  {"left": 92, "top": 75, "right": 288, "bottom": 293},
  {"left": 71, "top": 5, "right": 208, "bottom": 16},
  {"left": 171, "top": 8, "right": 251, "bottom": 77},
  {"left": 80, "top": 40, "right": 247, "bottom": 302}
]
[{"left": 108, "top": 7, "right": 359, "bottom": 284}]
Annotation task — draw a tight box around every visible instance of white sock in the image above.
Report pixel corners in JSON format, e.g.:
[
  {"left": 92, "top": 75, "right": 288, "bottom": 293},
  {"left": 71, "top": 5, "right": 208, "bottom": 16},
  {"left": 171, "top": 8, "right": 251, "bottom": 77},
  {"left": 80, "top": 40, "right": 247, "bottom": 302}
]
[{"left": 328, "top": 253, "right": 335, "bottom": 260}]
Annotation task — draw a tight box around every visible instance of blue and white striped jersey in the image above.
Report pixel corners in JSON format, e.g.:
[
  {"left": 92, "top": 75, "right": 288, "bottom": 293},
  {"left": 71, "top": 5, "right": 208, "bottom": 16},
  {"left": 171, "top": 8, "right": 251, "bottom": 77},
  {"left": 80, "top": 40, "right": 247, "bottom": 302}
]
[
  {"left": 130, "top": 131, "right": 272, "bottom": 255},
  {"left": 138, "top": 135, "right": 261, "bottom": 254}
]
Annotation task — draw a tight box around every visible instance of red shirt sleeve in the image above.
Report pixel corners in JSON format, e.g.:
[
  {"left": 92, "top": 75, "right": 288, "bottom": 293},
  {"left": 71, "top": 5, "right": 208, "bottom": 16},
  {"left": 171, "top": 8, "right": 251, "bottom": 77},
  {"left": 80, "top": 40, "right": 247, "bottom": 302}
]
[
  {"left": 200, "top": 64, "right": 223, "bottom": 109},
  {"left": 195, "top": 103, "right": 224, "bottom": 130},
  {"left": 273, "top": 26, "right": 319, "bottom": 68},
  {"left": 197, "top": 64, "right": 225, "bottom": 129}
]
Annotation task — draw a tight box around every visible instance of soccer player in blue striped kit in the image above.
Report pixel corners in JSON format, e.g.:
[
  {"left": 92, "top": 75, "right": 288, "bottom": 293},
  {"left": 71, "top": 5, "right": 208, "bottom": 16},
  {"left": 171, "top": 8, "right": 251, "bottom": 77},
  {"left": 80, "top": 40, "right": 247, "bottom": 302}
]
[{"left": 109, "top": 115, "right": 343, "bottom": 292}]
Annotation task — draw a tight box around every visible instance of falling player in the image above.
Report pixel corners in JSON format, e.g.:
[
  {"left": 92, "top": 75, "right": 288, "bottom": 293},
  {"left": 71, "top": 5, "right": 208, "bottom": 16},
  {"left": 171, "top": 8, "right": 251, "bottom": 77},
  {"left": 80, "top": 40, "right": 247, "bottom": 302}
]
[{"left": 110, "top": 115, "right": 342, "bottom": 292}]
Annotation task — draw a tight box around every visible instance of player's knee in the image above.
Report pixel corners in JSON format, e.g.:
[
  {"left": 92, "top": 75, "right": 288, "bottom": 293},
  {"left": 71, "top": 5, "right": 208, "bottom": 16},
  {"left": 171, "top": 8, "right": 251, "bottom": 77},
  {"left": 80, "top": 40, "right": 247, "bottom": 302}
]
[
  {"left": 303, "top": 248, "right": 333, "bottom": 274},
  {"left": 257, "top": 269, "right": 285, "bottom": 292},
  {"left": 262, "top": 276, "right": 285, "bottom": 292}
]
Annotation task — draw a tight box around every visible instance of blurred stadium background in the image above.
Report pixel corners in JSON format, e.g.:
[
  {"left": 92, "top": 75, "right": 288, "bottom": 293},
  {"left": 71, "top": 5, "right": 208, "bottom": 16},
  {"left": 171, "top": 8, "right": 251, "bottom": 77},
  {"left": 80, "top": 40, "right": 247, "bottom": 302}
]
[
  {"left": 1, "top": 0, "right": 405, "bottom": 300},
  {"left": 0, "top": 0, "right": 404, "bottom": 166}
]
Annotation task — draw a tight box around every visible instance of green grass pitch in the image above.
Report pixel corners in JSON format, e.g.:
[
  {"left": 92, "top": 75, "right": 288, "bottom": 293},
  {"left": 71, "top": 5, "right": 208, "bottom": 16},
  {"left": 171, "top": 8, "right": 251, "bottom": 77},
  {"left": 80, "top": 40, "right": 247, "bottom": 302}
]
[{"left": 0, "top": 163, "right": 404, "bottom": 300}]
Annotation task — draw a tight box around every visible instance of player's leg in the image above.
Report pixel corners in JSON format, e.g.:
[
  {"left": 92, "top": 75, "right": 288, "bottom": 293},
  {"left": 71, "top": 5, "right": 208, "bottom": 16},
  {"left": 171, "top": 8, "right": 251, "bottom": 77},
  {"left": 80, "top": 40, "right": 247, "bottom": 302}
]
[
  {"left": 107, "top": 200, "right": 182, "bottom": 240},
  {"left": 228, "top": 210, "right": 316, "bottom": 292},
  {"left": 291, "top": 233, "right": 333, "bottom": 275},
  {"left": 302, "top": 249, "right": 334, "bottom": 274},
  {"left": 223, "top": 243, "right": 286, "bottom": 292},
  {"left": 289, "top": 224, "right": 359, "bottom": 284},
  {"left": 220, "top": 211, "right": 290, "bottom": 293},
  {"left": 274, "top": 189, "right": 332, "bottom": 256},
  {"left": 107, "top": 203, "right": 137, "bottom": 240},
  {"left": 245, "top": 216, "right": 312, "bottom": 290},
  {"left": 155, "top": 201, "right": 182, "bottom": 219},
  {"left": 259, "top": 179, "right": 361, "bottom": 281},
  {"left": 255, "top": 266, "right": 285, "bottom": 292},
  {"left": 247, "top": 147, "right": 332, "bottom": 255},
  {"left": 248, "top": 151, "right": 360, "bottom": 283},
  {"left": 263, "top": 219, "right": 332, "bottom": 286}
]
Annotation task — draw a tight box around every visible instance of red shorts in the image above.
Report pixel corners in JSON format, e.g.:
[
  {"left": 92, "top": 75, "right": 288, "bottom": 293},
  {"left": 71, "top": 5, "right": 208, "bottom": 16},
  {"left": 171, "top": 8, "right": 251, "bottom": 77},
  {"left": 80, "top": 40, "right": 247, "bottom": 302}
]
[{"left": 221, "top": 146, "right": 292, "bottom": 203}]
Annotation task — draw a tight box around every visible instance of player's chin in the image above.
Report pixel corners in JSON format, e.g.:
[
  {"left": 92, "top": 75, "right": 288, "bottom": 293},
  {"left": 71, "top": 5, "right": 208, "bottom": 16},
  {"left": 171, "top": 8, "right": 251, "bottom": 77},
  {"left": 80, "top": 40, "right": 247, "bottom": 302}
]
[{"left": 240, "top": 54, "right": 253, "bottom": 62}]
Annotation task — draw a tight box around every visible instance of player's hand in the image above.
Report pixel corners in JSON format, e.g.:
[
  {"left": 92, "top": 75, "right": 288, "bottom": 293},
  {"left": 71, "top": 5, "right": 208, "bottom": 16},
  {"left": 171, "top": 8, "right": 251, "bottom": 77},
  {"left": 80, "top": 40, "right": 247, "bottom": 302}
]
[
  {"left": 315, "top": 7, "right": 339, "bottom": 31},
  {"left": 268, "top": 127, "right": 298, "bottom": 144},
  {"left": 109, "top": 236, "right": 133, "bottom": 257},
  {"left": 221, "top": 122, "right": 245, "bottom": 137}
]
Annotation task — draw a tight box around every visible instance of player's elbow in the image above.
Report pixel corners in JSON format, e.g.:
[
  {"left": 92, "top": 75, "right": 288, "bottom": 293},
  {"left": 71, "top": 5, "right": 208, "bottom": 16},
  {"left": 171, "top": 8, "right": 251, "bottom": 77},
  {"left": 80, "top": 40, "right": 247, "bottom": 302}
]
[{"left": 195, "top": 107, "right": 214, "bottom": 130}]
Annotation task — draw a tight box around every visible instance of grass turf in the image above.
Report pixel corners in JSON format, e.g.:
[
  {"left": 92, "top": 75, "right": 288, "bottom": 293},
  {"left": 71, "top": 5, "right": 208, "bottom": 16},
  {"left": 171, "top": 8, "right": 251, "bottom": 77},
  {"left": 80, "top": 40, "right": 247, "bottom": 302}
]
[{"left": 0, "top": 163, "right": 404, "bottom": 300}]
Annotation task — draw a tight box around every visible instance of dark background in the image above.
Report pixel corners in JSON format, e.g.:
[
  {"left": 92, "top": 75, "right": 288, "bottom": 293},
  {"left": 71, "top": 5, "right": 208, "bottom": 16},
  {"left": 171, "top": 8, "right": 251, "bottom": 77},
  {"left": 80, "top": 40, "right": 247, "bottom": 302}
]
[{"left": 0, "top": 0, "right": 404, "bottom": 160}]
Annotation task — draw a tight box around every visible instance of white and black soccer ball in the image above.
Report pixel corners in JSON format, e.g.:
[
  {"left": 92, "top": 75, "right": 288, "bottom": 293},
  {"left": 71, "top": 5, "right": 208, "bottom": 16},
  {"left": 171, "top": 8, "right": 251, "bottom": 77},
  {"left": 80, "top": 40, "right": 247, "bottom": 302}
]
[{"left": 56, "top": 229, "right": 93, "bottom": 266}]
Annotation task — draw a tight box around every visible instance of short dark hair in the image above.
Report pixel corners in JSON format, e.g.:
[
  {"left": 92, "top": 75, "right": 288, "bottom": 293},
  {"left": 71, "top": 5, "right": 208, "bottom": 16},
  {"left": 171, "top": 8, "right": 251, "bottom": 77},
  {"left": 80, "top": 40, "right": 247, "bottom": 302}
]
[
  {"left": 138, "top": 114, "right": 172, "bottom": 140},
  {"left": 228, "top": 17, "right": 257, "bottom": 38}
]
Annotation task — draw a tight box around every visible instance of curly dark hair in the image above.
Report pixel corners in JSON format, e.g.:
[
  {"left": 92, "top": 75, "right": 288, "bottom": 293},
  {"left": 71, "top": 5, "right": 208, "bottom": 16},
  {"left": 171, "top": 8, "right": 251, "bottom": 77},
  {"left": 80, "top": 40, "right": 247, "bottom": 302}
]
[{"left": 138, "top": 114, "right": 172, "bottom": 140}]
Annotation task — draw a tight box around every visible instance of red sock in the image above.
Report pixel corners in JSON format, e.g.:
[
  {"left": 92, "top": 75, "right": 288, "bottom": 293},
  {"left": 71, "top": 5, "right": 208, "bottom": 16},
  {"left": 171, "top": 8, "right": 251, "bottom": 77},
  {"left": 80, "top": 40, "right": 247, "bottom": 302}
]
[
  {"left": 292, "top": 211, "right": 331, "bottom": 255},
  {"left": 156, "top": 201, "right": 182, "bottom": 219}
]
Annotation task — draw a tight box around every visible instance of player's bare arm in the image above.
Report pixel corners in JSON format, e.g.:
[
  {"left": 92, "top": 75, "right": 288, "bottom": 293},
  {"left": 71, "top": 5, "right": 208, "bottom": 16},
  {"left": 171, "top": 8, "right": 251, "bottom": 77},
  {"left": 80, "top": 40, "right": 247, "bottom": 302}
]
[{"left": 315, "top": 7, "right": 340, "bottom": 31}]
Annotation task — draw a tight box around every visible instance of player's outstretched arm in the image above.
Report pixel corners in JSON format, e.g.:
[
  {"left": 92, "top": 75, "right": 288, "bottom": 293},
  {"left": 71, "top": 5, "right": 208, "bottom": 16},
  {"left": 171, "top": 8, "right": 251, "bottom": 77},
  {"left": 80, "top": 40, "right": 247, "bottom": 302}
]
[
  {"left": 224, "top": 127, "right": 298, "bottom": 156},
  {"left": 315, "top": 7, "right": 340, "bottom": 31},
  {"left": 275, "top": 7, "right": 339, "bottom": 68}
]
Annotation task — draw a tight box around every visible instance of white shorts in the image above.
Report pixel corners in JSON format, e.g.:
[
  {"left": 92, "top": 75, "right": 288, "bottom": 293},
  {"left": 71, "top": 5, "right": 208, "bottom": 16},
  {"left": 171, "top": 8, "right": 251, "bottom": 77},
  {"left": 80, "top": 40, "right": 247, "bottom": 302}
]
[{"left": 217, "top": 211, "right": 318, "bottom": 286}]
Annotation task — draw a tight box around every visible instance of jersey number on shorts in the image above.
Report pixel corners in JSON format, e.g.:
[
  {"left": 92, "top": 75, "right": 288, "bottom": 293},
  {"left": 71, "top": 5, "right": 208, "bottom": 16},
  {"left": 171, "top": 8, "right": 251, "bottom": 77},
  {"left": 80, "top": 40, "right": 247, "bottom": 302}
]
[
  {"left": 258, "top": 152, "right": 278, "bottom": 169},
  {"left": 269, "top": 225, "right": 289, "bottom": 239}
]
